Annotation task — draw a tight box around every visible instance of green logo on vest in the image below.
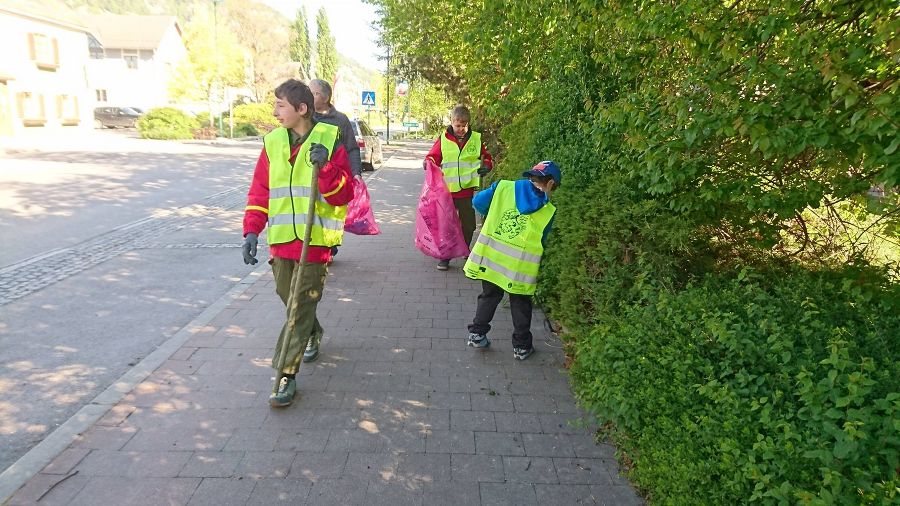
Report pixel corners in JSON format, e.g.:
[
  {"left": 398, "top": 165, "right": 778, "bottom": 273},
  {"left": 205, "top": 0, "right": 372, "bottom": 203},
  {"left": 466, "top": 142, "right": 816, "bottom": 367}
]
[{"left": 495, "top": 210, "right": 529, "bottom": 241}]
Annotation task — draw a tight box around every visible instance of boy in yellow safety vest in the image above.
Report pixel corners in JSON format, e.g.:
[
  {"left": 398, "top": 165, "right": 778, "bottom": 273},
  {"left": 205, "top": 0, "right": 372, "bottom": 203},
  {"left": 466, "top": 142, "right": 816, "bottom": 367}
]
[
  {"left": 423, "top": 104, "right": 494, "bottom": 270},
  {"left": 241, "top": 79, "right": 354, "bottom": 407},
  {"left": 463, "top": 161, "right": 560, "bottom": 360}
]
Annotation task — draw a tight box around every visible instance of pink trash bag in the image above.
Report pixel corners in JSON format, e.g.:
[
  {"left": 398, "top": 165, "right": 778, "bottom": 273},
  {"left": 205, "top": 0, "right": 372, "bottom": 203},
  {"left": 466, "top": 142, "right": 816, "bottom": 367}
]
[
  {"left": 415, "top": 160, "right": 470, "bottom": 259},
  {"left": 344, "top": 176, "right": 381, "bottom": 235}
]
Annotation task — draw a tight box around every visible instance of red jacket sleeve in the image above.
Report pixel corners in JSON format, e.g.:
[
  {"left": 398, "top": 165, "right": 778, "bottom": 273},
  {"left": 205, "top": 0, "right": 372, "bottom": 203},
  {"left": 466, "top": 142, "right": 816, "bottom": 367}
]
[
  {"left": 425, "top": 136, "right": 442, "bottom": 167},
  {"left": 318, "top": 143, "right": 353, "bottom": 206},
  {"left": 481, "top": 143, "right": 493, "bottom": 169},
  {"left": 243, "top": 148, "right": 270, "bottom": 237}
]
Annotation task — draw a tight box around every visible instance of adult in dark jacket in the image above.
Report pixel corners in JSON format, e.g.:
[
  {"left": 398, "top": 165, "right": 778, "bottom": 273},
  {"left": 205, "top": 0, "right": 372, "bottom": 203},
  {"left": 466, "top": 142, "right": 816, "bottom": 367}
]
[
  {"left": 309, "top": 79, "right": 362, "bottom": 177},
  {"left": 309, "top": 79, "right": 363, "bottom": 267}
]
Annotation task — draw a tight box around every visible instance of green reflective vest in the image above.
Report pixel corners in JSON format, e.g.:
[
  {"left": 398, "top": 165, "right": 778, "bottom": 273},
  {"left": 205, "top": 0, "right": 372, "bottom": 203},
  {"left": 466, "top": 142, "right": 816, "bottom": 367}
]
[
  {"left": 464, "top": 180, "right": 555, "bottom": 295},
  {"left": 440, "top": 131, "right": 482, "bottom": 192},
  {"left": 264, "top": 123, "right": 346, "bottom": 247}
]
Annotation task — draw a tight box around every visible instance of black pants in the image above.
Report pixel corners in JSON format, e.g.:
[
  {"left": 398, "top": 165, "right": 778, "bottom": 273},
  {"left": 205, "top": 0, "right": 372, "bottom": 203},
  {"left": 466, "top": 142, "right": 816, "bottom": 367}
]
[
  {"left": 468, "top": 280, "right": 533, "bottom": 349},
  {"left": 453, "top": 196, "right": 476, "bottom": 249}
]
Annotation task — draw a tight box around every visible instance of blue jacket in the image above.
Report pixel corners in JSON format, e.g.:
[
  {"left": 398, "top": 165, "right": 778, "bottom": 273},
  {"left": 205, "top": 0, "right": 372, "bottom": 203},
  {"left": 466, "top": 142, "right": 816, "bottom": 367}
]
[{"left": 472, "top": 179, "right": 555, "bottom": 245}]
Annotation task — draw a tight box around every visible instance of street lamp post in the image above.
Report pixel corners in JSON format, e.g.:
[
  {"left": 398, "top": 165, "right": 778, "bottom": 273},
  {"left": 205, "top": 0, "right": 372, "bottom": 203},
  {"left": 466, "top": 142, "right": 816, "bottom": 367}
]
[
  {"left": 212, "top": 0, "right": 223, "bottom": 133},
  {"left": 385, "top": 45, "right": 390, "bottom": 145}
]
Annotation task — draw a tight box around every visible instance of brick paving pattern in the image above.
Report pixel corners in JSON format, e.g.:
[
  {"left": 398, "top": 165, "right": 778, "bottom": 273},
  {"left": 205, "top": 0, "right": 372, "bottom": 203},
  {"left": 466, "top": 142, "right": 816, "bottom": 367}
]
[
  {"left": 7, "top": 142, "right": 643, "bottom": 505},
  {"left": 0, "top": 188, "right": 247, "bottom": 306}
]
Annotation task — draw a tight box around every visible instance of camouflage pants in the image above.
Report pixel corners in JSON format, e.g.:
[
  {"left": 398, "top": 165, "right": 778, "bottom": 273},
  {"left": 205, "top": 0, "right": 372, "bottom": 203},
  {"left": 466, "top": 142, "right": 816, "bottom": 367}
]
[{"left": 270, "top": 258, "right": 327, "bottom": 375}]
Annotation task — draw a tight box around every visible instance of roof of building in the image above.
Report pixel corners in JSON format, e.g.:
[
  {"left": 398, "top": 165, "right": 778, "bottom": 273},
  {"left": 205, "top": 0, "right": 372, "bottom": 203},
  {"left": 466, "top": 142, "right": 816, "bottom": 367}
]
[
  {"left": 78, "top": 14, "right": 181, "bottom": 50},
  {"left": 0, "top": 4, "right": 93, "bottom": 35}
]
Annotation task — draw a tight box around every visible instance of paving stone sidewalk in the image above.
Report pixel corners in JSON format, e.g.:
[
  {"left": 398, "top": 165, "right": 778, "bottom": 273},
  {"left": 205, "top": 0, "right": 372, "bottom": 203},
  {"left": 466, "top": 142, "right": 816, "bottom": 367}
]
[{"left": 6, "top": 142, "right": 643, "bottom": 505}]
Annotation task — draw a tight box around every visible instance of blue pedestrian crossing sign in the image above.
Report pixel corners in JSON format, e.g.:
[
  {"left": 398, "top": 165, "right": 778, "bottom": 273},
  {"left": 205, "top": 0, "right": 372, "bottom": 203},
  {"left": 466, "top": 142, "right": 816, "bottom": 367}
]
[{"left": 361, "top": 91, "right": 376, "bottom": 106}]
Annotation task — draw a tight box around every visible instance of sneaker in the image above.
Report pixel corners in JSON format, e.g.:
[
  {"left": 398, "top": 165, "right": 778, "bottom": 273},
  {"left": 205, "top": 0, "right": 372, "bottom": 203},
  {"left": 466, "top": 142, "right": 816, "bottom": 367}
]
[
  {"left": 513, "top": 346, "right": 534, "bottom": 361},
  {"left": 303, "top": 338, "right": 319, "bottom": 363},
  {"left": 436, "top": 259, "right": 450, "bottom": 271},
  {"left": 467, "top": 332, "right": 491, "bottom": 349},
  {"left": 268, "top": 376, "right": 296, "bottom": 407}
]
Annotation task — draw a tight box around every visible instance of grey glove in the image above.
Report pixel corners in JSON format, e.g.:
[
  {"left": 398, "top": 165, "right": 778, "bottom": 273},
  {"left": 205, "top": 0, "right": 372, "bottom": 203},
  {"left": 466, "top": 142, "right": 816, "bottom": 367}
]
[
  {"left": 309, "top": 143, "right": 329, "bottom": 169},
  {"left": 242, "top": 233, "right": 258, "bottom": 265},
  {"left": 477, "top": 164, "right": 490, "bottom": 176}
]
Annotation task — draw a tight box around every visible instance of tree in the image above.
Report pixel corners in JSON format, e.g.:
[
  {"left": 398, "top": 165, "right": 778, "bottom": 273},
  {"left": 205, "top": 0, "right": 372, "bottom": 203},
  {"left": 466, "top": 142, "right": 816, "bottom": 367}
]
[
  {"left": 403, "top": 80, "right": 450, "bottom": 133},
  {"left": 315, "top": 7, "right": 337, "bottom": 83},
  {"left": 169, "top": 8, "right": 246, "bottom": 123},
  {"left": 289, "top": 6, "right": 312, "bottom": 80},
  {"left": 224, "top": 1, "right": 292, "bottom": 102}
]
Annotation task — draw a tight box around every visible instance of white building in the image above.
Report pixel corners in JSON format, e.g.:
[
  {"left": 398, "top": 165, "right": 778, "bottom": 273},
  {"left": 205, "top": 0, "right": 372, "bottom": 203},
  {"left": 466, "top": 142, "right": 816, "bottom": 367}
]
[
  {"left": 81, "top": 14, "right": 186, "bottom": 111},
  {"left": 0, "top": 6, "right": 95, "bottom": 136}
]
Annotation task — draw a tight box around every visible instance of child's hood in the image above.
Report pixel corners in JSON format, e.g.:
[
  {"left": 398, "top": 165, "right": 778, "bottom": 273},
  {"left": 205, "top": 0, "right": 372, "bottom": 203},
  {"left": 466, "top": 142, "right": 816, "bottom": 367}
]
[{"left": 513, "top": 179, "right": 550, "bottom": 215}]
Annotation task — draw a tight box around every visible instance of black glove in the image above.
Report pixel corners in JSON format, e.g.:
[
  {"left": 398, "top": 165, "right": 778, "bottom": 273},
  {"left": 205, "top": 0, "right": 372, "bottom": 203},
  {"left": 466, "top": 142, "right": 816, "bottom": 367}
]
[
  {"left": 422, "top": 160, "right": 429, "bottom": 171},
  {"left": 242, "top": 233, "right": 258, "bottom": 265},
  {"left": 477, "top": 164, "right": 490, "bottom": 176},
  {"left": 309, "top": 143, "right": 328, "bottom": 169}
]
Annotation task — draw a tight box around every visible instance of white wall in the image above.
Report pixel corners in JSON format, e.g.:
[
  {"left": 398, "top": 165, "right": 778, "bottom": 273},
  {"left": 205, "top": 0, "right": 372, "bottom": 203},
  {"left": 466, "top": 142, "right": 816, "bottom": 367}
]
[{"left": 0, "top": 11, "right": 94, "bottom": 136}]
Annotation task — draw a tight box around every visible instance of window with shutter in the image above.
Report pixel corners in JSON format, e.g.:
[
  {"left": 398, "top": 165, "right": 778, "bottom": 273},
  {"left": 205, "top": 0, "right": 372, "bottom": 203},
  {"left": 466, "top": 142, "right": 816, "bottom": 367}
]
[
  {"left": 28, "top": 33, "right": 59, "bottom": 71},
  {"left": 17, "top": 92, "right": 46, "bottom": 126},
  {"left": 58, "top": 94, "right": 79, "bottom": 125}
]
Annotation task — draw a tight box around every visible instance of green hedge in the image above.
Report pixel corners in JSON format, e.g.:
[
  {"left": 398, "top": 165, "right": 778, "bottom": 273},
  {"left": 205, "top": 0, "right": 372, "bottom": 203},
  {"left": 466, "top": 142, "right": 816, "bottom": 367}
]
[
  {"left": 136, "top": 107, "right": 198, "bottom": 140},
  {"left": 232, "top": 103, "right": 278, "bottom": 134},
  {"left": 232, "top": 122, "right": 258, "bottom": 137},
  {"left": 571, "top": 269, "right": 899, "bottom": 504},
  {"left": 375, "top": 0, "right": 900, "bottom": 503}
]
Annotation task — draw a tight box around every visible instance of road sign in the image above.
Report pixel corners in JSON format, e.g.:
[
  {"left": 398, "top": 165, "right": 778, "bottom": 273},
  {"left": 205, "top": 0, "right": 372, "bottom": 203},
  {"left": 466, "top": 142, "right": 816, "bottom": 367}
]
[
  {"left": 402, "top": 122, "right": 419, "bottom": 127},
  {"left": 361, "top": 91, "right": 376, "bottom": 106}
]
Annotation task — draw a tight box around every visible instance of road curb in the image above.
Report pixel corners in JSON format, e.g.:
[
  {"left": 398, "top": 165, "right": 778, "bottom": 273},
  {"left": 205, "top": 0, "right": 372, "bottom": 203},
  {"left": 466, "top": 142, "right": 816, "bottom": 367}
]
[{"left": 0, "top": 263, "right": 269, "bottom": 504}]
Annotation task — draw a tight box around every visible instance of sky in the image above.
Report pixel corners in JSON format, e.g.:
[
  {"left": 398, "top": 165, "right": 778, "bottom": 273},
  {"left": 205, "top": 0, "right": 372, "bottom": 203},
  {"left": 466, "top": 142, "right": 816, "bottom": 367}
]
[{"left": 261, "top": 0, "right": 384, "bottom": 71}]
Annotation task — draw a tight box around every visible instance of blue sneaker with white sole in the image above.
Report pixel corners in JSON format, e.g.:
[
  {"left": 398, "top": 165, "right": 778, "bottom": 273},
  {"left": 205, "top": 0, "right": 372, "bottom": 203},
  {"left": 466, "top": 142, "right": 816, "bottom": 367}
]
[
  {"left": 513, "top": 346, "right": 534, "bottom": 360},
  {"left": 467, "top": 332, "right": 491, "bottom": 349}
]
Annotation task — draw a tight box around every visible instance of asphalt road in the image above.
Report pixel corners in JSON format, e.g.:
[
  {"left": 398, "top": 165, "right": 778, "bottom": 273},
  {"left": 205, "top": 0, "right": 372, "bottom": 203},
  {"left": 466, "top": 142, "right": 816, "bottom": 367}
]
[{"left": 0, "top": 130, "right": 276, "bottom": 473}]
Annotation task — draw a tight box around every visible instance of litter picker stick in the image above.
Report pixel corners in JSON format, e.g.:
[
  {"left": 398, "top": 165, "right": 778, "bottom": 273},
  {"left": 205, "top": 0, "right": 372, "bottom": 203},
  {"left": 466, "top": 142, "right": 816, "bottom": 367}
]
[{"left": 285, "top": 153, "right": 323, "bottom": 343}]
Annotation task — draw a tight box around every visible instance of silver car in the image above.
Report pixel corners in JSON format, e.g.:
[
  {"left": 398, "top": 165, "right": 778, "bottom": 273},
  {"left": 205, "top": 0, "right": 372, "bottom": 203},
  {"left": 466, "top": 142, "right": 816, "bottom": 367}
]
[{"left": 351, "top": 119, "right": 383, "bottom": 171}]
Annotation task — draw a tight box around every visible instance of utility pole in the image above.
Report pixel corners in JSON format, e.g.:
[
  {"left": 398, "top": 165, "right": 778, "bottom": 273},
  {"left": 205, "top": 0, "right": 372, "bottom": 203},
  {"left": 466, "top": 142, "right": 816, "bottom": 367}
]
[
  {"left": 385, "top": 45, "right": 390, "bottom": 145},
  {"left": 213, "top": 0, "right": 223, "bottom": 133}
]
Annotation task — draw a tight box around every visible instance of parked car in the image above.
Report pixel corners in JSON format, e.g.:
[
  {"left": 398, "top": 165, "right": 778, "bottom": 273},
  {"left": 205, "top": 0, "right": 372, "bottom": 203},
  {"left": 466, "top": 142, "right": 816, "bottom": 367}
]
[
  {"left": 94, "top": 107, "right": 142, "bottom": 128},
  {"left": 350, "top": 119, "right": 383, "bottom": 171}
]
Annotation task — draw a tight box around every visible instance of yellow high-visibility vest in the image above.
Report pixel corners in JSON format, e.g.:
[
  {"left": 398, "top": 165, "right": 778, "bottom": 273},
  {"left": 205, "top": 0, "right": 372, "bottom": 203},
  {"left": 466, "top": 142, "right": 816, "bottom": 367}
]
[
  {"left": 464, "top": 180, "right": 555, "bottom": 295},
  {"left": 264, "top": 124, "right": 346, "bottom": 247},
  {"left": 439, "top": 131, "right": 482, "bottom": 192}
]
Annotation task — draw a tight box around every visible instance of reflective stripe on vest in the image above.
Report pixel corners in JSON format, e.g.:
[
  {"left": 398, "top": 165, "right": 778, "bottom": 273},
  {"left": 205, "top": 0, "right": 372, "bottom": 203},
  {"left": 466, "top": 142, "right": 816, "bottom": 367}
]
[
  {"left": 463, "top": 180, "right": 555, "bottom": 295},
  {"left": 439, "top": 131, "right": 482, "bottom": 192},
  {"left": 264, "top": 124, "right": 346, "bottom": 247}
]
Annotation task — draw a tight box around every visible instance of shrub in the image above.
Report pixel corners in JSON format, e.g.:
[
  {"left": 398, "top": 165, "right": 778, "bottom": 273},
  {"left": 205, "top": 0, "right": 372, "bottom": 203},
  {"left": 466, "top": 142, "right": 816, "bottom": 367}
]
[
  {"left": 375, "top": 0, "right": 900, "bottom": 503},
  {"left": 137, "top": 107, "right": 198, "bottom": 140},
  {"left": 571, "top": 268, "right": 899, "bottom": 504},
  {"left": 232, "top": 103, "right": 278, "bottom": 134},
  {"left": 195, "top": 111, "right": 211, "bottom": 128},
  {"left": 232, "top": 122, "right": 258, "bottom": 137}
]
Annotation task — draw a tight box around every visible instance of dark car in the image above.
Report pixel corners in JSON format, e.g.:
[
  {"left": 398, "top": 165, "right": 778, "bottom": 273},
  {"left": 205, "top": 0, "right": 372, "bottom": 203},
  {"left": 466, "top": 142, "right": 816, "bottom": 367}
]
[
  {"left": 350, "top": 119, "right": 383, "bottom": 171},
  {"left": 94, "top": 107, "right": 141, "bottom": 128}
]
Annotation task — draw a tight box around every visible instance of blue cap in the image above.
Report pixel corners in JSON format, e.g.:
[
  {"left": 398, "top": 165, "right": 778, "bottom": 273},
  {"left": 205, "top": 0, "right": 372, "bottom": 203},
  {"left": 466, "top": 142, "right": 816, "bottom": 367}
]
[{"left": 522, "top": 160, "right": 561, "bottom": 185}]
